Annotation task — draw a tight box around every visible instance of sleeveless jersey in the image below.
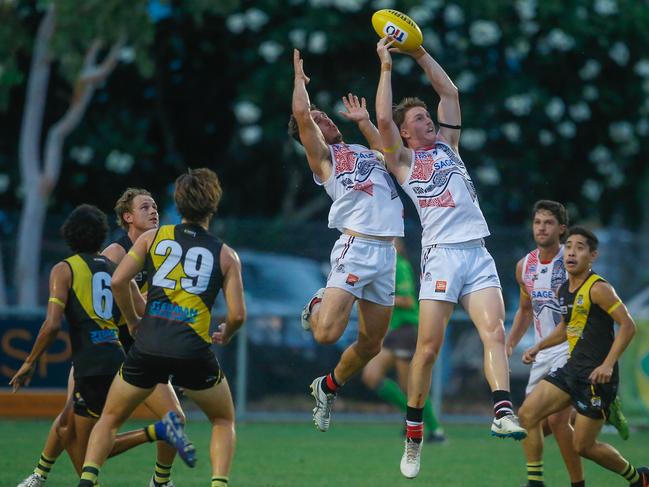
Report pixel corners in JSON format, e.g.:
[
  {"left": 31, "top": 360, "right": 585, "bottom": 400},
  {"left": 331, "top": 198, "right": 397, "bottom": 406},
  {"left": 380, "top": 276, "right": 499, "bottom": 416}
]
[
  {"left": 135, "top": 223, "right": 224, "bottom": 359},
  {"left": 521, "top": 246, "right": 569, "bottom": 360},
  {"left": 558, "top": 273, "right": 618, "bottom": 381},
  {"left": 63, "top": 254, "right": 124, "bottom": 379},
  {"left": 112, "top": 233, "right": 149, "bottom": 351},
  {"left": 400, "top": 140, "right": 489, "bottom": 245},
  {"left": 316, "top": 143, "right": 404, "bottom": 237}
]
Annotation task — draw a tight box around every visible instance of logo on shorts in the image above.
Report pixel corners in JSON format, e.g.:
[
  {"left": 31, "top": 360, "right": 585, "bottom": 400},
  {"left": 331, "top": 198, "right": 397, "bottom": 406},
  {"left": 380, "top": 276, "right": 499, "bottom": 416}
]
[
  {"left": 591, "top": 395, "right": 602, "bottom": 408},
  {"left": 336, "top": 264, "right": 345, "bottom": 273},
  {"left": 435, "top": 280, "right": 447, "bottom": 293},
  {"left": 424, "top": 272, "right": 432, "bottom": 282},
  {"left": 576, "top": 400, "right": 588, "bottom": 411},
  {"left": 346, "top": 273, "right": 360, "bottom": 286}
]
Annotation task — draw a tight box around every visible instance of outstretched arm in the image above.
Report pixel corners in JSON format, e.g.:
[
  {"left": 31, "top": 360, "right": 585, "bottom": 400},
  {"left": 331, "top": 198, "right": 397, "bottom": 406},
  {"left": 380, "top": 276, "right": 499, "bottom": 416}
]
[
  {"left": 339, "top": 93, "right": 381, "bottom": 150},
  {"left": 9, "top": 262, "right": 70, "bottom": 391},
  {"left": 292, "top": 49, "right": 331, "bottom": 181},
  {"left": 413, "top": 47, "right": 461, "bottom": 151},
  {"left": 375, "top": 37, "right": 412, "bottom": 184}
]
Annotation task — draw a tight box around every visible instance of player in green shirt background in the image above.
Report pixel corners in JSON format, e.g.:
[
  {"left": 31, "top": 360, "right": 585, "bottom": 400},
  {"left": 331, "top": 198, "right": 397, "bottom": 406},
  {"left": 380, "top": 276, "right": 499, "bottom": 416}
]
[{"left": 362, "top": 238, "right": 445, "bottom": 442}]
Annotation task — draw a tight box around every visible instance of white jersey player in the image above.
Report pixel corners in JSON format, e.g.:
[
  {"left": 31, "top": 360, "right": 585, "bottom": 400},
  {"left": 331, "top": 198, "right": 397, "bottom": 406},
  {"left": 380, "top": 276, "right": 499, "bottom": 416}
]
[
  {"left": 374, "top": 37, "right": 526, "bottom": 479},
  {"left": 506, "top": 200, "right": 583, "bottom": 486},
  {"left": 290, "top": 49, "right": 403, "bottom": 433}
]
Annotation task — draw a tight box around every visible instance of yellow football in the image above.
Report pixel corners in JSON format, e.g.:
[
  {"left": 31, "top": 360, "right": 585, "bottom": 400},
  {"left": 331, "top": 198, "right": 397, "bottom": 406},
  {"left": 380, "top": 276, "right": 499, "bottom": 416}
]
[{"left": 371, "top": 9, "right": 423, "bottom": 52}]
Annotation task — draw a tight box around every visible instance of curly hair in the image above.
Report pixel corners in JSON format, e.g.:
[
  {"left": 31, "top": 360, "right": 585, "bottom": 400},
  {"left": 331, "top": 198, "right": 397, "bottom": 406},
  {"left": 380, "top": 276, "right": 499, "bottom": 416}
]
[
  {"left": 174, "top": 168, "right": 223, "bottom": 223},
  {"left": 61, "top": 204, "right": 109, "bottom": 254}
]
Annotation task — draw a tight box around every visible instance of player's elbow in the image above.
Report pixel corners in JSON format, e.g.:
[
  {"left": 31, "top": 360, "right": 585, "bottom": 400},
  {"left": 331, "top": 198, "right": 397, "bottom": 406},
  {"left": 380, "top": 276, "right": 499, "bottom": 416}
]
[
  {"left": 229, "top": 307, "right": 246, "bottom": 328},
  {"left": 376, "top": 114, "right": 393, "bottom": 131}
]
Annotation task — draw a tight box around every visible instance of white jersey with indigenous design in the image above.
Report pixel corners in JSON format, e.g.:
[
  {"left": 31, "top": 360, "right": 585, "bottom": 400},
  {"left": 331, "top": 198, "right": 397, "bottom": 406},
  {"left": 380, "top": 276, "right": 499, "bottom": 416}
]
[
  {"left": 400, "top": 140, "right": 489, "bottom": 245},
  {"left": 521, "top": 246, "right": 569, "bottom": 360},
  {"left": 316, "top": 143, "right": 404, "bottom": 237}
]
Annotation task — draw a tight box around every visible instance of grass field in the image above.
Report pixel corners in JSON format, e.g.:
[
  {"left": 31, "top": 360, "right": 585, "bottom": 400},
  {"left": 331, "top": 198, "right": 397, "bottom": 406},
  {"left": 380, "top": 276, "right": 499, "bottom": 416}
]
[{"left": 2, "top": 419, "right": 647, "bottom": 486}]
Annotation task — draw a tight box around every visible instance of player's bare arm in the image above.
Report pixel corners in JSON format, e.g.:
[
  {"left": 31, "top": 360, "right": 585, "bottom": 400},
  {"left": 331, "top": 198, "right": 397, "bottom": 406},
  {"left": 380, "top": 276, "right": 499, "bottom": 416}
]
[
  {"left": 292, "top": 49, "right": 332, "bottom": 181},
  {"left": 339, "top": 93, "right": 382, "bottom": 151},
  {"left": 411, "top": 47, "right": 461, "bottom": 152},
  {"left": 588, "top": 281, "right": 637, "bottom": 384},
  {"left": 101, "top": 242, "right": 127, "bottom": 264},
  {"left": 9, "top": 262, "right": 70, "bottom": 392},
  {"left": 522, "top": 320, "right": 567, "bottom": 364},
  {"left": 212, "top": 244, "right": 246, "bottom": 345},
  {"left": 375, "top": 37, "right": 413, "bottom": 184},
  {"left": 111, "top": 229, "right": 156, "bottom": 335},
  {"left": 506, "top": 258, "right": 534, "bottom": 356}
]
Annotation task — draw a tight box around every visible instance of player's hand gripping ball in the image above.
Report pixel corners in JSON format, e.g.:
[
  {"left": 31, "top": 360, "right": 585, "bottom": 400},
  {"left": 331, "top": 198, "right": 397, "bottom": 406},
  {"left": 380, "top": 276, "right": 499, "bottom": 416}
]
[{"left": 371, "top": 9, "right": 423, "bottom": 52}]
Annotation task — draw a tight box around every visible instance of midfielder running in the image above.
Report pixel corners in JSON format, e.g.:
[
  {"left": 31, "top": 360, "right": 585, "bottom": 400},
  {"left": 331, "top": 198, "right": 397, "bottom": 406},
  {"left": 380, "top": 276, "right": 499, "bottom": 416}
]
[{"left": 519, "top": 227, "right": 648, "bottom": 487}]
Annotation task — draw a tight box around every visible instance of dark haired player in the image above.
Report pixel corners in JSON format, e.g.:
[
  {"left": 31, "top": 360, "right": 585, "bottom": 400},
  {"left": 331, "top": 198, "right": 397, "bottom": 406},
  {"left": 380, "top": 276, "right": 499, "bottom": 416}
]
[
  {"left": 11, "top": 205, "right": 175, "bottom": 487},
  {"left": 519, "top": 227, "right": 648, "bottom": 487}
]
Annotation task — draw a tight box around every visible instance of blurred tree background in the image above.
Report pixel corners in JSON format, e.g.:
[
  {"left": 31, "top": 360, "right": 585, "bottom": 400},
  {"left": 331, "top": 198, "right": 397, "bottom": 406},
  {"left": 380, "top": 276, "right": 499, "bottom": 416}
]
[{"left": 1, "top": 0, "right": 649, "bottom": 303}]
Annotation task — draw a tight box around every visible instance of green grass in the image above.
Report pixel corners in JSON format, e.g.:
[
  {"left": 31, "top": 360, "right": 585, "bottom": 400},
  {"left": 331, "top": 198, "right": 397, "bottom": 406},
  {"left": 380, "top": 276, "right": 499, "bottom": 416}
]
[{"left": 1, "top": 420, "right": 647, "bottom": 486}]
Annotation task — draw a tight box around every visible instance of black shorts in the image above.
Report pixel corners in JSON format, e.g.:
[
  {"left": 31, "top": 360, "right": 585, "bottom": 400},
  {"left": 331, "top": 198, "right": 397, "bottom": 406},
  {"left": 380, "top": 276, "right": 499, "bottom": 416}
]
[
  {"left": 383, "top": 325, "right": 417, "bottom": 360},
  {"left": 73, "top": 374, "right": 116, "bottom": 418},
  {"left": 121, "top": 344, "right": 223, "bottom": 391},
  {"left": 544, "top": 364, "right": 618, "bottom": 420}
]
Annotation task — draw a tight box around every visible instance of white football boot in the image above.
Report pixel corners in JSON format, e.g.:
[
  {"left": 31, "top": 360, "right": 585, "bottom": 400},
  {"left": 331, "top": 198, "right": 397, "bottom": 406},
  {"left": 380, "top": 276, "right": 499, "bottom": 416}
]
[
  {"left": 310, "top": 376, "right": 336, "bottom": 431},
  {"left": 400, "top": 439, "right": 422, "bottom": 478},
  {"left": 491, "top": 413, "right": 527, "bottom": 440},
  {"left": 17, "top": 473, "right": 46, "bottom": 487},
  {"left": 300, "top": 288, "right": 325, "bottom": 331}
]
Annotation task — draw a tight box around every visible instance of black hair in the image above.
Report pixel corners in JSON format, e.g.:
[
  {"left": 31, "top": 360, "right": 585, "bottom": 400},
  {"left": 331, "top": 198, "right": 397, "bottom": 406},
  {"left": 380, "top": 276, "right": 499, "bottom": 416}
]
[
  {"left": 566, "top": 226, "right": 599, "bottom": 252},
  {"left": 61, "top": 204, "right": 109, "bottom": 254}
]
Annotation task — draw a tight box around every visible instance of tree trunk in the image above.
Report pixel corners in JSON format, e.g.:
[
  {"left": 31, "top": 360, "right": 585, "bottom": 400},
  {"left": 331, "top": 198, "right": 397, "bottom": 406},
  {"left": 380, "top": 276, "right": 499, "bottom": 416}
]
[
  {"left": 15, "top": 187, "right": 48, "bottom": 306},
  {"left": 14, "top": 5, "right": 55, "bottom": 306}
]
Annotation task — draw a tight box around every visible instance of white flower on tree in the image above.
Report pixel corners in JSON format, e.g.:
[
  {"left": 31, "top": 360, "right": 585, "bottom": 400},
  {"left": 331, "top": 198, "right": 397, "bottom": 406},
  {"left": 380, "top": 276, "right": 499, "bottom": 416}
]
[
  {"left": 589, "top": 145, "right": 612, "bottom": 164},
  {"left": 609, "top": 42, "right": 629, "bottom": 66},
  {"left": 569, "top": 102, "right": 591, "bottom": 122},
  {"left": 594, "top": 0, "right": 618, "bottom": 16},
  {"left": 539, "top": 130, "right": 555, "bottom": 146},
  {"left": 240, "top": 125, "right": 262, "bottom": 146},
  {"left": 504, "top": 94, "right": 533, "bottom": 116},
  {"left": 546, "top": 29, "right": 575, "bottom": 51},
  {"left": 245, "top": 8, "right": 268, "bottom": 31},
  {"left": 289, "top": 29, "right": 307, "bottom": 49},
  {"left": 583, "top": 85, "right": 599, "bottom": 101},
  {"left": 226, "top": 14, "right": 245, "bottom": 34},
  {"left": 582, "top": 179, "right": 603, "bottom": 201},
  {"left": 455, "top": 71, "right": 477, "bottom": 92},
  {"left": 444, "top": 4, "right": 465, "bottom": 27},
  {"left": 545, "top": 97, "right": 565, "bottom": 121},
  {"left": 557, "top": 121, "right": 576, "bottom": 138},
  {"left": 308, "top": 31, "right": 328, "bottom": 54},
  {"left": 105, "top": 150, "right": 134, "bottom": 174},
  {"left": 0, "top": 174, "right": 9, "bottom": 194},
  {"left": 70, "top": 146, "right": 95, "bottom": 165},
  {"left": 634, "top": 59, "right": 649, "bottom": 78},
  {"left": 475, "top": 165, "right": 501, "bottom": 185},
  {"left": 234, "top": 100, "right": 261, "bottom": 124},
  {"left": 579, "top": 59, "right": 601, "bottom": 80},
  {"left": 259, "top": 41, "right": 283, "bottom": 62},
  {"left": 460, "top": 128, "right": 486, "bottom": 151},
  {"left": 469, "top": 20, "right": 501, "bottom": 46},
  {"left": 515, "top": 0, "right": 537, "bottom": 20}
]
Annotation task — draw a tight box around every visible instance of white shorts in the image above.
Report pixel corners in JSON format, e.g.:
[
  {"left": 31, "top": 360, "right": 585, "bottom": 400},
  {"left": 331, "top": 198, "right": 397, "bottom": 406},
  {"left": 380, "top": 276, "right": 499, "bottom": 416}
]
[
  {"left": 526, "top": 347, "right": 569, "bottom": 395},
  {"left": 419, "top": 239, "right": 501, "bottom": 303},
  {"left": 326, "top": 234, "right": 396, "bottom": 306}
]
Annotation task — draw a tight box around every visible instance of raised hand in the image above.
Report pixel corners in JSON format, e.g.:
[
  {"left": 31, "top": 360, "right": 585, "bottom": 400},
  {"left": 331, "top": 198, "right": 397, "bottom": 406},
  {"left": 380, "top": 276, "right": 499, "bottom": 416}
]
[
  {"left": 376, "top": 36, "right": 396, "bottom": 65},
  {"left": 293, "top": 49, "right": 310, "bottom": 85},
  {"left": 339, "top": 93, "right": 370, "bottom": 123}
]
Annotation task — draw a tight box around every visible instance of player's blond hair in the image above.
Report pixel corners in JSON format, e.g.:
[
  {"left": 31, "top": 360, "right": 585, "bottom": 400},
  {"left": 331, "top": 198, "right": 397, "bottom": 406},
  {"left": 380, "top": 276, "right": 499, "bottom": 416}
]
[
  {"left": 114, "top": 188, "right": 152, "bottom": 230},
  {"left": 393, "top": 97, "right": 428, "bottom": 129}
]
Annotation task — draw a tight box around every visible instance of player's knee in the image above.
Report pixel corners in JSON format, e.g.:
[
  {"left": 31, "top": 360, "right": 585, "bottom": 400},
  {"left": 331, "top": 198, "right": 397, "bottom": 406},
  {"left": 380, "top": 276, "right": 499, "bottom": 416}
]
[
  {"left": 312, "top": 316, "right": 346, "bottom": 344},
  {"left": 355, "top": 339, "right": 382, "bottom": 361},
  {"left": 416, "top": 342, "right": 440, "bottom": 365},
  {"left": 546, "top": 413, "right": 565, "bottom": 433},
  {"left": 572, "top": 436, "right": 595, "bottom": 457},
  {"left": 518, "top": 404, "right": 535, "bottom": 429}
]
